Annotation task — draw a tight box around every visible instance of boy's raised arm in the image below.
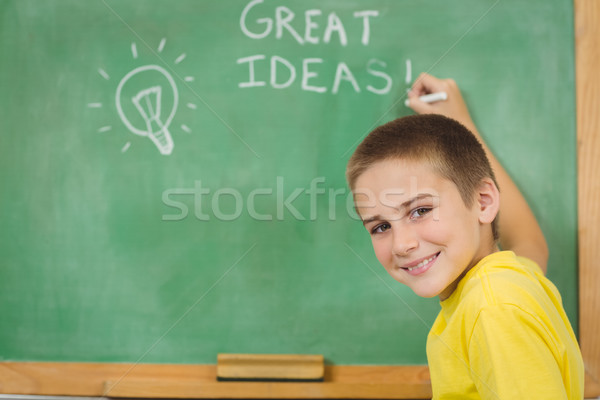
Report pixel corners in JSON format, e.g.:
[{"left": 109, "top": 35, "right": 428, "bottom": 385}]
[{"left": 407, "top": 73, "right": 549, "bottom": 273}]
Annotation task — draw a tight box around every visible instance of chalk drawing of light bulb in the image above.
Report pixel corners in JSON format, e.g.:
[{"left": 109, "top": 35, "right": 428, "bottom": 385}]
[{"left": 116, "top": 65, "right": 178, "bottom": 155}]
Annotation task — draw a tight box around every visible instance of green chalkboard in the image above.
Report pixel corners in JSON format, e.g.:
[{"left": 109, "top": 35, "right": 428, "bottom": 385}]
[{"left": 0, "top": 0, "right": 576, "bottom": 365}]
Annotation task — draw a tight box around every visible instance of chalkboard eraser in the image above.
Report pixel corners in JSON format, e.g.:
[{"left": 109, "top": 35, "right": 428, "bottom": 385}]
[{"left": 216, "top": 353, "right": 324, "bottom": 382}]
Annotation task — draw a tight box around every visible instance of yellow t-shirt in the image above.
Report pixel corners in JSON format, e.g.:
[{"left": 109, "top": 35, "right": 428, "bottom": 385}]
[{"left": 426, "top": 251, "right": 584, "bottom": 399}]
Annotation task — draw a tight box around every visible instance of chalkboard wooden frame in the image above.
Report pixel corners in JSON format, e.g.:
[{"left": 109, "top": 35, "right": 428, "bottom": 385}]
[
  {"left": 575, "top": 0, "right": 600, "bottom": 396},
  {"left": 1, "top": 0, "right": 599, "bottom": 397}
]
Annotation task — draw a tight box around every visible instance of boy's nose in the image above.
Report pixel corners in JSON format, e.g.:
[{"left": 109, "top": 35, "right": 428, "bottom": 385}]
[{"left": 391, "top": 228, "right": 419, "bottom": 257}]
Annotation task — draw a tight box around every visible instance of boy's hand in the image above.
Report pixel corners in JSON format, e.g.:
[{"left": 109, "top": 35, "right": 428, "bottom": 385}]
[{"left": 407, "top": 73, "right": 477, "bottom": 135}]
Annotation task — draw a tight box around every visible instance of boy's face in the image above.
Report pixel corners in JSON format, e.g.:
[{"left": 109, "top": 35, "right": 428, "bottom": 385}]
[{"left": 354, "top": 158, "right": 495, "bottom": 300}]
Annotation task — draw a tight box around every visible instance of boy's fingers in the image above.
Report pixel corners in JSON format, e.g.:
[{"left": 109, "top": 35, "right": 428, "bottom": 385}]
[
  {"left": 406, "top": 92, "right": 434, "bottom": 114},
  {"left": 412, "top": 72, "right": 444, "bottom": 95},
  {"left": 408, "top": 73, "right": 450, "bottom": 114}
]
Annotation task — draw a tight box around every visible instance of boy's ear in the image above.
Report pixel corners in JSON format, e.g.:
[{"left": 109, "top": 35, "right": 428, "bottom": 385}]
[{"left": 476, "top": 178, "right": 500, "bottom": 224}]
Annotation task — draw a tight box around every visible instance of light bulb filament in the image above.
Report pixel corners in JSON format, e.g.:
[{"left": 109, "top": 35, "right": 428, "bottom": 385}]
[{"left": 132, "top": 86, "right": 173, "bottom": 155}]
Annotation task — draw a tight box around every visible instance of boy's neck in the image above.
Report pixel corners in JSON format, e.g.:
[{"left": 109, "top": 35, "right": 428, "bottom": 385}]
[{"left": 438, "top": 243, "right": 500, "bottom": 301}]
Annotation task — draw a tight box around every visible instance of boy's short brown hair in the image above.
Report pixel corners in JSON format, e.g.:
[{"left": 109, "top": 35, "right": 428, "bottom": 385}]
[{"left": 346, "top": 114, "right": 499, "bottom": 240}]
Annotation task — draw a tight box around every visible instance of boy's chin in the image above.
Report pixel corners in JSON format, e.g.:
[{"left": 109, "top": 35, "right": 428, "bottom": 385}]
[
  {"left": 389, "top": 276, "right": 444, "bottom": 298},
  {"left": 407, "top": 282, "right": 447, "bottom": 298},
  {"left": 411, "top": 288, "right": 442, "bottom": 298}
]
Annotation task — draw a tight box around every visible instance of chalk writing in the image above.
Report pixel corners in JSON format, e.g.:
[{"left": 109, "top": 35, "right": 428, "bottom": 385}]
[{"left": 237, "top": 0, "right": 405, "bottom": 95}]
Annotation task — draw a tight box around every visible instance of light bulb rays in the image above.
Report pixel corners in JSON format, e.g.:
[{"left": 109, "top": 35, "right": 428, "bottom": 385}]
[
  {"left": 158, "top": 38, "right": 166, "bottom": 53},
  {"left": 89, "top": 38, "right": 197, "bottom": 155},
  {"left": 131, "top": 42, "right": 138, "bottom": 59},
  {"left": 175, "top": 53, "right": 186, "bottom": 64},
  {"left": 98, "top": 68, "right": 110, "bottom": 80}
]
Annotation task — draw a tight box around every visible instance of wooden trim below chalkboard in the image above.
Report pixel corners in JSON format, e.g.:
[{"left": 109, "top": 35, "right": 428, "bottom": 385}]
[
  {"left": 1, "top": 362, "right": 599, "bottom": 398},
  {"left": 0, "top": 363, "right": 431, "bottom": 399}
]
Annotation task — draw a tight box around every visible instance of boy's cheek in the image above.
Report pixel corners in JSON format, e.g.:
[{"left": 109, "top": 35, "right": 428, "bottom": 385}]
[{"left": 372, "top": 242, "right": 393, "bottom": 267}]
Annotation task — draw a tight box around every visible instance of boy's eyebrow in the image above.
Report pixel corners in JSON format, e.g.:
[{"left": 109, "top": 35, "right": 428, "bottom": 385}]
[{"left": 361, "top": 193, "right": 434, "bottom": 225}]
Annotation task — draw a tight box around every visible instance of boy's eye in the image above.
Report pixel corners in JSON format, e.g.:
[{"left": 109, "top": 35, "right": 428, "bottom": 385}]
[
  {"left": 410, "top": 207, "right": 431, "bottom": 219},
  {"left": 371, "top": 223, "right": 391, "bottom": 234}
]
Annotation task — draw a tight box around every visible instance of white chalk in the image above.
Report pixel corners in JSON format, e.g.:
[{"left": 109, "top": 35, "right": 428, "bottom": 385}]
[{"left": 405, "top": 91, "right": 448, "bottom": 107}]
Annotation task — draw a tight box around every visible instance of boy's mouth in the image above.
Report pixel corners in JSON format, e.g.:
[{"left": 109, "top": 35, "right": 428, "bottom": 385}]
[{"left": 401, "top": 252, "right": 440, "bottom": 276}]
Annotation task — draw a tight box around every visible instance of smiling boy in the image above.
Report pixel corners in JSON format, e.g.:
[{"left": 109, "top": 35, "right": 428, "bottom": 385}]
[{"left": 347, "top": 73, "right": 584, "bottom": 399}]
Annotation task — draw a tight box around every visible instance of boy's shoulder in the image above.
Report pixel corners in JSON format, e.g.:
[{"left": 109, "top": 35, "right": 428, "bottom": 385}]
[{"left": 448, "top": 251, "right": 560, "bottom": 323}]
